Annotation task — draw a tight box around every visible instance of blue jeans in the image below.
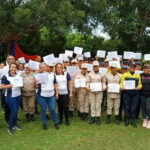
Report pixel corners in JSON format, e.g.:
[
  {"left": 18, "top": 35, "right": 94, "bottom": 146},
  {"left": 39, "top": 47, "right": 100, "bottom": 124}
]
[
  {"left": 5, "top": 96, "right": 21, "bottom": 128},
  {"left": 36, "top": 94, "right": 58, "bottom": 125}
]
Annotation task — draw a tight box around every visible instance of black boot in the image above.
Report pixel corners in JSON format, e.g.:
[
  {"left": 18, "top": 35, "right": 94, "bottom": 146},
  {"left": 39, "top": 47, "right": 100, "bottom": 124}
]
[
  {"left": 46, "top": 115, "right": 49, "bottom": 120},
  {"left": 25, "top": 114, "right": 30, "bottom": 122},
  {"left": 124, "top": 116, "right": 129, "bottom": 126},
  {"left": 106, "top": 115, "right": 111, "bottom": 124},
  {"left": 78, "top": 111, "right": 81, "bottom": 118},
  {"left": 89, "top": 117, "right": 95, "bottom": 124},
  {"left": 80, "top": 113, "right": 84, "bottom": 121},
  {"left": 84, "top": 113, "right": 88, "bottom": 122},
  {"left": 65, "top": 117, "right": 70, "bottom": 126},
  {"left": 115, "top": 115, "right": 120, "bottom": 125},
  {"left": 69, "top": 111, "right": 73, "bottom": 118},
  {"left": 131, "top": 118, "right": 137, "bottom": 128},
  {"left": 96, "top": 117, "right": 101, "bottom": 125},
  {"left": 30, "top": 115, "right": 36, "bottom": 121},
  {"left": 54, "top": 123, "right": 59, "bottom": 130},
  {"left": 119, "top": 114, "right": 122, "bottom": 121},
  {"left": 59, "top": 116, "right": 63, "bottom": 125}
]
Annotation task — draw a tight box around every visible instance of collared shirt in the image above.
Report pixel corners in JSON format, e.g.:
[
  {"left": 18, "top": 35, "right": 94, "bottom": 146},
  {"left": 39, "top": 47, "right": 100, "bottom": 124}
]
[
  {"left": 1, "top": 72, "right": 21, "bottom": 98},
  {"left": 21, "top": 72, "right": 36, "bottom": 96},
  {"left": 105, "top": 72, "right": 121, "bottom": 98}
]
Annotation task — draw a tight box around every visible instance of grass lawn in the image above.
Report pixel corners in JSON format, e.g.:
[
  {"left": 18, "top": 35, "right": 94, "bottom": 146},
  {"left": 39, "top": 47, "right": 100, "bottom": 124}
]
[{"left": 0, "top": 107, "right": 150, "bottom": 150}]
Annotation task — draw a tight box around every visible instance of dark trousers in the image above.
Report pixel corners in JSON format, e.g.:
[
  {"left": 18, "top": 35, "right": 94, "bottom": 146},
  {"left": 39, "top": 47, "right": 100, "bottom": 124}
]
[
  {"left": 141, "top": 95, "right": 150, "bottom": 120},
  {"left": 123, "top": 93, "right": 139, "bottom": 119},
  {"left": 0, "top": 90, "right": 5, "bottom": 110},
  {"left": 57, "top": 94, "right": 69, "bottom": 121},
  {"left": 1, "top": 91, "right": 11, "bottom": 123},
  {"left": 136, "top": 97, "right": 141, "bottom": 118},
  {"left": 119, "top": 92, "right": 124, "bottom": 119}
]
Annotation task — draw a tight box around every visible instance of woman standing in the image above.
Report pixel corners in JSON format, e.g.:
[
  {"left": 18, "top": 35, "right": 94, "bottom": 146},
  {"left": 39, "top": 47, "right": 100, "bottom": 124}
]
[
  {"left": 21, "top": 63, "right": 36, "bottom": 122},
  {"left": 55, "top": 63, "right": 72, "bottom": 126},
  {"left": 36, "top": 63, "right": 59, "bottom": 130},
  {"left": 140, "top": 64, "right": 150, "bottom": 129},
  {"left": 1, "top": 63, "right": 22, "bottom": 135},
  {"left": 120, "top": 64, "right": 142, "bottom": 128}
]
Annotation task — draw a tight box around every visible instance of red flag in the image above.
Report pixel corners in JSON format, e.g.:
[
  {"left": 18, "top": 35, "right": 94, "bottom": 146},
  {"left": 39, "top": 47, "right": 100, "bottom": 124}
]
[{"left": 11, "top": 39, "right": 37, "bottom": 61}]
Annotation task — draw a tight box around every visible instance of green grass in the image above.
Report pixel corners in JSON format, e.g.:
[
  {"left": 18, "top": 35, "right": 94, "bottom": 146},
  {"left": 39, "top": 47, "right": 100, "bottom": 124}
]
[{"left": 0, "top": 108, "right": 150, "bottom": 150}]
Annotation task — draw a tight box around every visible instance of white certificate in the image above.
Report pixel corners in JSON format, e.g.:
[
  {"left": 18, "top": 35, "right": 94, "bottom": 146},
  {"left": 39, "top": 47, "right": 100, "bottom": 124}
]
[
  {"left": 9, "top": 76, "right": 23, "bottom": 87},
  {"left": 123, "top": 80, "right": 135, "bottom": 90},
  {"left": 0, "top": 67, "right": 9, "bottom": 79},
  {"left": 117, "top": 55, "right": 122, "bottom": 61},
  {"left": 123, "top": 51, "right": 134, "bottom": 59},
  {"left": 108, "top": 51, "right": 118, "bottom": 59},
  {"left": 54, "top": 58, "right": 63, "bottom": 64},
  {"left": 67, "top": 66, "right": 78, "bottom": 75},
  {"left": 28, "top": 60, "right": 40, "bottom": 70},
  {"left": 87, "top": 64, "right": 93, "bottom": 72},
  {"left": 144, "top": 54, "right": 150, "bottom": 61},
  {"left": 99, "top": 68, "right": 107, "bottom": 75},
  {"left": 75, "top": 79, "right": 86, "bottom": 88},
  {"left": 78, "top": 54, "right": 83, "bottom": 60},
  {"left": 84, "top": 52, "right": 91, "bottom": 58},
  {"left": 43, "top": 54, "right": 55, "bottom": 65},
  {"left": 108, "top": 83, "right": 120, "bottom": 93},
  {"left": 109, "top": 61, "right": 121, "bottom": 68},
  {"left": 135, "top": 71, "right": 143, "bottom": 75},
  {"left": 59, "top": 54, "right": 68, "bottom": 61},
  {"left": 134, "top": 53, "right": 141, "bottom": 60},
  {"left": 35, "top": 73, "right": 49, "bottom": 84},
  {"left": 90, "top": 83, "right": 102, "bottom": 92},
  {"left": 65, "top": 50, "right": 73, "bottom": 57},
  {"left": 74, "top": 47, "right": 83, "bottom": 54},
  {"left": 97, "top": 50, "right": 106, "bottom": 58},
  {"left": 18, "top": 57, "right": 26, "bottom": 64}
]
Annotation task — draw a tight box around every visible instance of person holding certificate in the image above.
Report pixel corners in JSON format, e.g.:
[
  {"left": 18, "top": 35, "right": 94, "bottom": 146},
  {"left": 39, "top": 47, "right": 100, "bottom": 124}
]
[
  {"left": 75, "top": 63, "right": 90, "bottom": 122},
  {"left": 140, "top": 64, "right": 150, "bottom": 129},
  {"left": 105, "top": 64, "right": 121, "bottom": 125},
  {"left": 1, "top": 63, "right": 22, "bottom": 135},
  {"left": 87, "top": 61, "right": 105, "bottom": 125},
  {"left": 0, "top": 55, "right": 15, "bottom": 126},
  {"left": 21, "top": 63, "right": 36, "bottom": 122},
  {"left": 36, "top": 63, "right": 59, "bottom": 130},
  {"left": 120, "top": 64, "right": 142, "bottom": 128},
  {"left": 55, "top": 63, "right": 72, "bottom": 126}
]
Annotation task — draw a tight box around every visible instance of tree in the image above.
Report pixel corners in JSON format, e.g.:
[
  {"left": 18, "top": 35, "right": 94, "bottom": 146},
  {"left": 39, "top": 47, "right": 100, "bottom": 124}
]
[
  {"left": 0, "top": 0, "right": 85, "bottom": 55},
  {"left": 99, "top": 0, "right": 150, "bottom": 53}
]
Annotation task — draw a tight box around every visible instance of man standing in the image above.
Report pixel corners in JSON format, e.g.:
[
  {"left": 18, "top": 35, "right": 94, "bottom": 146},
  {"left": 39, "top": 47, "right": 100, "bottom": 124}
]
[{"left": 105, "top": 64, "right": 121, "bottom": 125}]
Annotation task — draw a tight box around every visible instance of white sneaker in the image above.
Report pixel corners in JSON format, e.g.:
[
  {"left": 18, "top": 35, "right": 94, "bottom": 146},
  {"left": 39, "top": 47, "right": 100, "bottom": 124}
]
[
  {"left": 143, "top": 119, "right": 147, "bottom": 128},
  {"left": 146, "top": 121, "right": 150, "bottom": 129}
]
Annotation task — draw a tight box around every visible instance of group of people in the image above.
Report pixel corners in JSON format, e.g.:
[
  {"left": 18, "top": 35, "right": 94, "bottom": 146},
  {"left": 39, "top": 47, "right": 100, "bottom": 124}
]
[{"left": 0, "top": 53, "right": 150, "bottom": 135}]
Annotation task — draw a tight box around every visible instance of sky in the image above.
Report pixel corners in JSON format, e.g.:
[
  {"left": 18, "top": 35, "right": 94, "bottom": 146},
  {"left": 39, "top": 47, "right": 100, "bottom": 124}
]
[{"left": 93, "top": 24, "right": 110, "bottom": 40}]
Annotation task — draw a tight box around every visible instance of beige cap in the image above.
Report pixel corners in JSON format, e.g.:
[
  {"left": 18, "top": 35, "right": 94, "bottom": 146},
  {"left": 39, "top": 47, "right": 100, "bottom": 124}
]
[
  {"left": 24, "top": 63, "right": 28, "bottom": 68},
  {"left": 63, "top": 58, "right": 69, "bottom": 62},
  {"left": 143, "top": 64, "right": 149, "bottom": 68},
  {"left": 72, "top": 59, "right": 77, "bottom": 63},
  {"left": 78, "top": 57, "right": 83, "bottom": 61},
  {"left": 48, "top": 64, "right": 54, "bottom": 67},
  {"left": 93, "top": 61, "right": 99, "bottom": 66},
  {"left": 110, "top": 63, "right": 117, "bottom": 68},
  {"left": 104, "top": 59, "right": 109, "bottom": 62},
  {"left": 81, "top": 63, "right": 87, "bottom": 69}
]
